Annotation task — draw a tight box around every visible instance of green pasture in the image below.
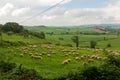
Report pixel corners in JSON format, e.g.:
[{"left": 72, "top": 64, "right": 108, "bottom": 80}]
[{"left": 0, "top": 27, "right": 120, "bottom": 79}]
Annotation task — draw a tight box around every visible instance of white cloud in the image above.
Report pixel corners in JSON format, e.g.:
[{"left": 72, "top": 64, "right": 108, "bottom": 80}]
[
  {"left": 7, "top": 0, "right": 72, "bottom": 7},
  {"left": 12, "top": 7, "right": 30, "bottom": 16},
  {"left": 0, "top": 0, "right": 120, "bottom": 26},
  {"left": 0, "top": 3, "right": 14, "bottom": 17}
]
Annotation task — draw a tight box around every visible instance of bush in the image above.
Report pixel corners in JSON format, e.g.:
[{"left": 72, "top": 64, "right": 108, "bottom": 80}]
[
  {"left": 90, "top": 41, "right": 97, "bottom": 48},
  {"left": 7, "top": 31, "right": 14, "bottom": 36},
  {"left": 62, "top": 44, "right": 73, "bottom": 47},
  {"left": 59, "top": 37, "right": 64, "bottom": 40},
  {"left": 9, "top": 64, "right": 43, "bottom": 80},
  {"left": 107, "top": 43, "right": 111, "bottom": 47},
  {"left": 106, "top": 55, "right": 120, "bottom": 68},
  {"left": 0, "top": 61, "right": 16, "bottom": 73},
  {"left": 54, "top": 55, "right": 120, "bottom": 80}
]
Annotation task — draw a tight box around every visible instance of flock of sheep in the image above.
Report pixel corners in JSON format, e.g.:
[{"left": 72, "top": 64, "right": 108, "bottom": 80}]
[{"left": 11, "top": 44, "right": 120, "bottom": 66}]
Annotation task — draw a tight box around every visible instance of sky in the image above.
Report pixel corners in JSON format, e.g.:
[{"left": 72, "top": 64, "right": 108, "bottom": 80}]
[{"left": 0, "top": 0, "right": 120, "bottom": 26}]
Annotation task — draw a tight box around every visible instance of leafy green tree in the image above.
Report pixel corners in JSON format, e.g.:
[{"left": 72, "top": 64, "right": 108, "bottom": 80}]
[
  {"left": 40, "top": 32, "right": 45, "bottom": 39},
  {"left": 90, "top": 41, "right": 97, "bottom": 48},
  {"left": 72, "top": 35, "right": 79, "bottom": 48},
  {"left": 2, "top": 22, "right": 23, "bottom": 33},
  {"left": 0, "top": 24, "right": 3, "bottom": 44}
]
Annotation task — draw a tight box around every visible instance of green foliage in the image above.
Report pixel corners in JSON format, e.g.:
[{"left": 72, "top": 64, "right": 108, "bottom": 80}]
[
  {"left": 59, "top": 37, "right": 64, "bottom": 40},
  {"left": 62, "top": 44, "right": 73, "bottom": 47},
  {"left": 9, "top": 64, "right": 43, "bottom": 80},
  {"left": 2, "top": 22, "right": 24, "bottom": 33},
  {"left": 55, "top": 55, "right": 120, "bottom": 80},
  {"left": 106, "top": 43, "right": 111, "bottom": 47},
  {"left": 0, "top": 41, "right": 27, "bottom": 47},
  {"left": 106, "top": 55, "right": 120, "bottom": 67},
  {"left": 90, "top": 41, "right": 97, "bottom": 48},
  {"left": 0, "top": 52, "right": 16, "bottom": 73},
  {"left": 0, "top": 61, "right": 16, "bottom": 73},
  {"left": 29, "top": 32, "right": 45, "bottom": 39},
  {"left": 7, "top": 31, "right": 14, "bottom": 36},
  {"left": 71, "top": 35, "right": 79, "bottom": 47},
  {"left": 0, "top": 24, "right": 3, "bottom": 30},
  {"left": 0, "top": 24, "right": 3, "bottom": 44},
  {"left": 40, "top": 32, "right": 45, "bottom": 39}
]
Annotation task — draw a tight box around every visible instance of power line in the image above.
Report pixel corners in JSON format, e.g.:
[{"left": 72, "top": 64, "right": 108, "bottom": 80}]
[{"left": 19, "top": 0, "right": 66, "bottom": 23}]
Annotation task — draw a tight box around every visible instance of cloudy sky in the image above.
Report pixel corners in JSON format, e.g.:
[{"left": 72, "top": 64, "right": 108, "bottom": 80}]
[{"left": 0, "top": 0, "right": 120, "bottom": 26}]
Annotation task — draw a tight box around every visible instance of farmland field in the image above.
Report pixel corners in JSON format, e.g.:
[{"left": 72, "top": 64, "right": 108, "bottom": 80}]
[{"left": 0, "top": 26, "right": 120, "bottom": 79}]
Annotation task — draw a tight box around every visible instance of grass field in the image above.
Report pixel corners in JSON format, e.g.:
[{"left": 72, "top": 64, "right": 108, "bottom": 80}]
[
  {"left": 1, "top": 45, "right": 106, "bottom": 79},
  {"left": 0, "top": 27, "right": 120, "bottom": 79}
]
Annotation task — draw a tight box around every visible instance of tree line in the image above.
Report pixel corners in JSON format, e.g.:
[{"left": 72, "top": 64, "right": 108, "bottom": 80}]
[{"left": 0, "top": 22, "right": 45, "bottom": 39}]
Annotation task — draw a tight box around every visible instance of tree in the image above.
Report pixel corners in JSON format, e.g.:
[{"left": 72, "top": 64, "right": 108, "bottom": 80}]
[
  {"left": 0, "top": 24, "right": 3, "bottom": 44},
  {"left": 40, "top": 32, "right": 45, "bottom": 39},
  {"left": 2, "top": 22, "right": 23, "bottom": 33},
  {"left": 90, "top": 41, "right": 97, "bottom": 48},
  {"left": 72, "top": 35, "right": 79, "bottom": 48},
  {"left": 117, "top": 31, "right": 120, "bottom": 37}
]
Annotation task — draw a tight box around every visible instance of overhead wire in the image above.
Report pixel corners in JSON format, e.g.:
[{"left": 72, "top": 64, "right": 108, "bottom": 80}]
[{"left": 19, "top": 0, "right": 66, "bottom": 23}]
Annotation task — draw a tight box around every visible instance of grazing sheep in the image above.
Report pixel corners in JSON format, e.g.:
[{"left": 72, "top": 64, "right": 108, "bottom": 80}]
[
  {"left": 75, "top": 57, "right": 80, "bottom": 60},
  {"left": 83, "top": 62, "right": 88, "bottom": 65},
  {"left": 62, "top": 59, "right": 71, "bottom": 65},
  {"left": 47, "top": 54, "right": 51, "bottom": 57},
  {"left": 62, "top": 60, "right": 69, "bottom": 64},
  {"left": 81, "top": 54, "right": 88, "bottom": 59},
  {"left": 88, "top": 59, "right": 94, "bottom": 63},
  {"left": 29, "top": 53, "right": 33, "bottom": 56},
  {"left": 34, "top": 53, "right": 42, "bottom": 56},
  {"left": 64, "top": 54, "right": 69, "bottom": 57},
  {"left": 67, "top": 59, "right": 71, "bottom": 63},
  {"left": 20, "top": 54, "right": 24, "bottom": 57},
  {"left": 31, "top": 55, "right": 42, "bottom": 59},
  {"left": 96, "top": 57, "right": 102, "bottom": 60},
  {"left": 51, "top": 51, "right": 56, "bottom": 54},
  {"left": 73, "top": 53, "right": 79, "bottom": 56},
  {"left": 42, "top": 52, "right": 47, "bottom": 55}
]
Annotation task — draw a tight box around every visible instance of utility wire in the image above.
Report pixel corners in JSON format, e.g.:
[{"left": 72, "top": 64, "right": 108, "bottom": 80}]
[{"left": 19, "top": 0, "right": 66, "bottom": 23}]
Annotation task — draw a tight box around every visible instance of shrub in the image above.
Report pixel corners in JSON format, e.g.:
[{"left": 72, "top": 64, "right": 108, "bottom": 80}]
[
  {"left": 62, "top": 44, "right": 72, "bottom": 47},
  {"left": 106, "top": 55, "right": 120, "bottom": 67},
  {"left": 9, "top": 64, "right": 43, "bottom": 80},
  {"left": 54, "top": 55, "right": 120, "bottom": 80},
  {"left": 59, "top": 37, "right": 64, "bottom": 40},
  {"left": 106, "top": 43, "right": 111, "bottom": 47},
  {"left": 90, "top": 41, "right": 97, "bottom": 48},
  {"left": 0, "top": 61, "right": 16, "bottom": 73},
  {"left": 7, "top": 31, "right": 14, "bottom": 36}
]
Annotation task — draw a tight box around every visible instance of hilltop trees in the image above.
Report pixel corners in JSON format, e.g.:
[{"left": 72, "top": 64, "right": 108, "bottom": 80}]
[{"left": 2, "top": 22, "right": 24, "bottom": 33}]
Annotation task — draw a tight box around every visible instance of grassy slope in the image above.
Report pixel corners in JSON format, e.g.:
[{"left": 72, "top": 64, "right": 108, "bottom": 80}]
[
  {"left": 0, "top": 27, "right": 120, "bottom": 79},
  {"left": 1, "top": 45, "right": 105, "bottom": 79},
  {"left": 26, "top": 27, "right": 120, "bottom": 50}
]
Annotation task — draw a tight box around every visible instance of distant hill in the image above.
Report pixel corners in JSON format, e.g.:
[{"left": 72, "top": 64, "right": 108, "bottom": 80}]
[
  {"left": 79, "top": 24, "right": 120, "bottom": 28},
  {"left": 25, "top": 25, "right": 46, "bottom": 28},
  {"left": 91, "top": 28, "right": 109, "bottom": 34}
]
